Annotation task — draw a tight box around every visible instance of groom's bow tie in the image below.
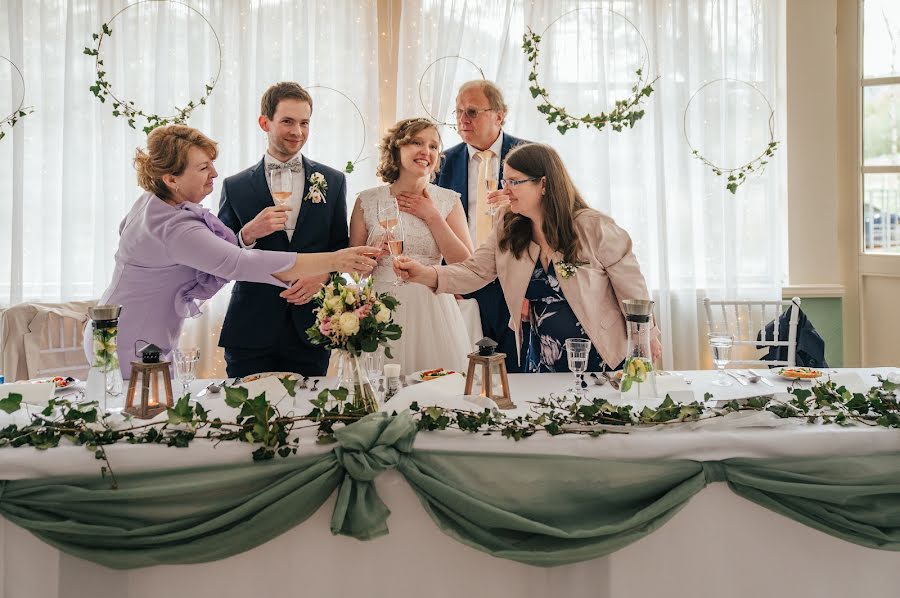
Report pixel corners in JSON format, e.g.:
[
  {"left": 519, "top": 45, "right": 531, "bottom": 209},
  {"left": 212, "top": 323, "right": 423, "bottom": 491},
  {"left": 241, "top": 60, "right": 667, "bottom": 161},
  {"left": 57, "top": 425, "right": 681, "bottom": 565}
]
[{"left": 267, "top": 158, "right": 303, "bottom": 173}]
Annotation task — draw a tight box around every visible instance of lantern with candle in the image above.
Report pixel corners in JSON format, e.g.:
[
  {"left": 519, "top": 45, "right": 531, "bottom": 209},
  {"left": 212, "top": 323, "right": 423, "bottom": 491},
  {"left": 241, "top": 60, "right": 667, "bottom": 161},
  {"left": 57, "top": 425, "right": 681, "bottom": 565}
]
[{"left": 124, "top": 342, "right": 174, "bottom": 419}]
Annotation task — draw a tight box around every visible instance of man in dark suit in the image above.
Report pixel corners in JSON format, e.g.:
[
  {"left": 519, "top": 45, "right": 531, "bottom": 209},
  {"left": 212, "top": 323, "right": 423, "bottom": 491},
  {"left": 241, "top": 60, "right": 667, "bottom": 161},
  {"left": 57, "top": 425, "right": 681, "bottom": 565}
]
[
  {"left": 434, "top": 80, "right": 527, "bottom": 373},
  {"left": 217, "top": 82, "right": 348, "bottom": 377}
]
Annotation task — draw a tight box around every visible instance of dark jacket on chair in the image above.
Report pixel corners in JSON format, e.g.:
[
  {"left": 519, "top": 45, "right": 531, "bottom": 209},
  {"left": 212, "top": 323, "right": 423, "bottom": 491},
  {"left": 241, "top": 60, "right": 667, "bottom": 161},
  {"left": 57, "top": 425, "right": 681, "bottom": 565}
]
[{"left": 759, "top": 305, "right": 828, "bottom": 368}]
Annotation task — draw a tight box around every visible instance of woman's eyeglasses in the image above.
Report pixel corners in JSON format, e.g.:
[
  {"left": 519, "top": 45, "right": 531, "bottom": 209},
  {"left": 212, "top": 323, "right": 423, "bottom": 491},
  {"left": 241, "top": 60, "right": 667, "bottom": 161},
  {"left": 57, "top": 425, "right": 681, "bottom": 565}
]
[{"left": 500, "top": 177, "right": 539, "bottom": 188}]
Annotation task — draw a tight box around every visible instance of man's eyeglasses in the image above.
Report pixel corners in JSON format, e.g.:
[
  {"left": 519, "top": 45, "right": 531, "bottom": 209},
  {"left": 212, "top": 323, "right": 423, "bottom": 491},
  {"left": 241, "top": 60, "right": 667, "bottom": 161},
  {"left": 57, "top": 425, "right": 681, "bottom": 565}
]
[
  {"left": 454, "top": 107, "right": 496, "bottom": 120},
  {"left": 500, "top": 177, "right": 539, "bottom": 188}
]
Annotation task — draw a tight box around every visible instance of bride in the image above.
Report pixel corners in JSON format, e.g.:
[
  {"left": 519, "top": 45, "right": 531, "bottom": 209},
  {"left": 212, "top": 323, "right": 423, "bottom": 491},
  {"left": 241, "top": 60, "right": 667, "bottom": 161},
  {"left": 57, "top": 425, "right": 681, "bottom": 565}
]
[{"left": 349, "top": 117, "right": 474, "bottom": 375}]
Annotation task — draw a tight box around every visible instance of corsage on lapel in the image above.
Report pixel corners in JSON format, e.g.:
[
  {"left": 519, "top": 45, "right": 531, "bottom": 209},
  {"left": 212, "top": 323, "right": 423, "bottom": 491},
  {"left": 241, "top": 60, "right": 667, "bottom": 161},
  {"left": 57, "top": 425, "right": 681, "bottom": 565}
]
[
  {"left": 305, "top": 172, "right": 328, "bottom": 203},
  {"left": 556, "top": 260, "right": 589, "bottom": 279}
]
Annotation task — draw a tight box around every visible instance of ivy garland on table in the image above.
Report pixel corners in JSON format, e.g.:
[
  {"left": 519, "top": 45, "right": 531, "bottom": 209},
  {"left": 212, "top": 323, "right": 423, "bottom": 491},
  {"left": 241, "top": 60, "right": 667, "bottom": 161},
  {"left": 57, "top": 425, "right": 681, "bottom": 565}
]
[
  {"left": 522, "top": 9, "right": 658, "bottom": 135},
  {"left": 0, "top": 56, "right": 34, "bottom": 141},
  {"left": 82, "top": 0, "right": 222, "bottom": 134},
  {"left": 1, "top": 376, "right": 898, "bottom": 488},
  {"left": 683, "top": 78, "right": 780, "bottom": 194}
]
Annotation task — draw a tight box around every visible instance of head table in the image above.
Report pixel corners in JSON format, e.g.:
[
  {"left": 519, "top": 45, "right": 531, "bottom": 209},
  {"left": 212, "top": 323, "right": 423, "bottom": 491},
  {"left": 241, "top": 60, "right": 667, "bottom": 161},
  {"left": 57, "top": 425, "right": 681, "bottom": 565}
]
[{"left": 1, "top": 368, "right": 898, "bottom": 598}]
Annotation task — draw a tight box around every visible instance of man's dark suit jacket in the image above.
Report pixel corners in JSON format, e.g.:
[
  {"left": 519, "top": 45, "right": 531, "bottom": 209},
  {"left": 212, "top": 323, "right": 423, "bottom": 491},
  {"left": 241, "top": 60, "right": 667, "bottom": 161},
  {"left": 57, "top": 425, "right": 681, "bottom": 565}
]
[
  {"left": 434, "top": 132, "right": 527, "bottom": 371},
  {"left": 217, "top": 155, "right": 348, "bottom": 351}
]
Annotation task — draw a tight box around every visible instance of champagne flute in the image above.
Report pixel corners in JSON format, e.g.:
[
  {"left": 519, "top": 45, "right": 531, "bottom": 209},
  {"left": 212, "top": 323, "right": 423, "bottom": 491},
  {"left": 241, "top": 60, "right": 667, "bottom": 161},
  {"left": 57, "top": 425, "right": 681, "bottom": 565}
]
[
  {"left": 564, "top": 338, "right": 591, "bottom": 395},
  {"left": 387, "top": 220, "right": 406, "bottom": 286},
  {"left": 268, "top": 168, "right": 293, "bottom": 230},
  {"left": 483, "top": 154, "right": 501, "bottom": 216},
  {"left": 378, "top": 201, "right": 406, "bottom": 286},
  {"left": 707, "top": 333, "right": 734, "bottom": 386}
]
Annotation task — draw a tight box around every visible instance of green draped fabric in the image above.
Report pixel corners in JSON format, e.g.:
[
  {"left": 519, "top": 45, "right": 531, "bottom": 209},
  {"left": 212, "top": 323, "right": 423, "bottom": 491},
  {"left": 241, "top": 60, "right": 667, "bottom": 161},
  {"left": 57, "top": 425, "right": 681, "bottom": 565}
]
[{"left": 0, "top": 412, "right": 898, "bottom": 569}]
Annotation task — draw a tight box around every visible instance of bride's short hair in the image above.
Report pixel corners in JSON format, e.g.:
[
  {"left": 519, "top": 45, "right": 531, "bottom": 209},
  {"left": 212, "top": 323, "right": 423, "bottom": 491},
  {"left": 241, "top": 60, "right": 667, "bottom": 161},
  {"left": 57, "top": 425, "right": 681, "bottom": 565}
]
[{"left": 376, "top": 118, "right": 443, "bottom": 183}]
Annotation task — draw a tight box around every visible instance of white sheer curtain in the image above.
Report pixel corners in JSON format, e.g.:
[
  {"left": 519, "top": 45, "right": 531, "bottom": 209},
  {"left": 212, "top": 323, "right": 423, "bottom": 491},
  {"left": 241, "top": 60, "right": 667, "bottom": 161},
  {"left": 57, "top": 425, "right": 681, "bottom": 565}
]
[
  {"left": 1, "top": 0, "right": 381, "bottom": 376},
  {"left": 396, "top": 0, "right": 786, "bottom": 369}
]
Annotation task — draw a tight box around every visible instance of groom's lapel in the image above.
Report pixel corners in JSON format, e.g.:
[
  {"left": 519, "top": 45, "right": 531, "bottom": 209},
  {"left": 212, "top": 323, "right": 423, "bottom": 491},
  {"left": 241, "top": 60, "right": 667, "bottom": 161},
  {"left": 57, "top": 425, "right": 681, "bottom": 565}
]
[{"left": 289, "top": 155, "right": 316, "bottom": 248}]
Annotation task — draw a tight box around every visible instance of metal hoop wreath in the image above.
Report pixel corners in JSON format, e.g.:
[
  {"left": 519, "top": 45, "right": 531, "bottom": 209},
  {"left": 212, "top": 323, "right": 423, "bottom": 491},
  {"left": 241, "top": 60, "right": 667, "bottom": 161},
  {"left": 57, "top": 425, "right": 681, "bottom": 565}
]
[
  {"left": 0, "top": 56, "right": 33, "bottom": 141},
  {"left": 417, "top": 55, "right": 486, "bottom": 128},
  {"left": 84, "top": 0, "right": 222, "bottom": 134},
  {"left": 682, "top": 78, "right": 779, "bottom": 194},
  {"left": 305, "top": 85, "right": 368, "bottom": 174}
]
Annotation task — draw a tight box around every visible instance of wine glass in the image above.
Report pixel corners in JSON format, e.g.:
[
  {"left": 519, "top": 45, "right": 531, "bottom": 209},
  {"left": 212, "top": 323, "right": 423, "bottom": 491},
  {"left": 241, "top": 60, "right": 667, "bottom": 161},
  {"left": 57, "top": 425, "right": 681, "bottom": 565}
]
[
  {"left": 173, "top": 347, "right": 200, "bottom": 398},
  {"left": 707, "top": 333, "right": 734, "bottom": 386},
  {"left": 268, "top": 168, "right": 293, "bottom": 230},
  {"left": 379, "top": 201, "right": 405, "bottom": 286},
  {"left": 564, "top": 338, "right": 591, "bottom": 395},
  {"left": 483, "top": 154, "right": 501, "bottom": 216}
]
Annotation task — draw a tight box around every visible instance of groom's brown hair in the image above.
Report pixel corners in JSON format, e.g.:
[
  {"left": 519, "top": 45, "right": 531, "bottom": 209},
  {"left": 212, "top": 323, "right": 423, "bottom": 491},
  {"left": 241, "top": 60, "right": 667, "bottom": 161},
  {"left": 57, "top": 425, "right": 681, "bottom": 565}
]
[{"left": 260, "top": 82, "right": 313, "bottom": 120}]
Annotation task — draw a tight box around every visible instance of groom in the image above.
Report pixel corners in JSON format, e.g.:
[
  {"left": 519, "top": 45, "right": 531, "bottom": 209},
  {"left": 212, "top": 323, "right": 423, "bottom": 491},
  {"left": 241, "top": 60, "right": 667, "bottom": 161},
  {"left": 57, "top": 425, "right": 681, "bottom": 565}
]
[{"left": 217, "top": 82, "right": 349, "bottom": 377}]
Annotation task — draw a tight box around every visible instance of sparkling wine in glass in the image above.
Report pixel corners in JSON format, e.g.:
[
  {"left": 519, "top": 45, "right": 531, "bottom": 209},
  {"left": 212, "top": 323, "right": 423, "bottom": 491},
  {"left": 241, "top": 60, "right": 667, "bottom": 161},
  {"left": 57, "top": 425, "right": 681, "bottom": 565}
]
[
  {"left": 268, "top": 168, "right": 293, "bottom": 230},
  {"left": 379, "top": 201, "right": 406, "bottom": 286},
  {"left": 484, "top": 154, "right": 501, "bottom": 216},
  {"left": 708, "top": 333, "right": 734, "bottom": 386},
  {"left": 564, "top": 338, "right": 591, "bottom": 395}
]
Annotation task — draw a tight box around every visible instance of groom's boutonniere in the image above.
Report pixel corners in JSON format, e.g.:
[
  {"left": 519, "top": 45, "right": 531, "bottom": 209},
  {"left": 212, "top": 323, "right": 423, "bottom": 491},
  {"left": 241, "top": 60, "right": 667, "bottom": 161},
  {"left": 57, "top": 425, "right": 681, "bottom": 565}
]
[
  {"left": 305, "top": 172, "right": 328, "bottom": 203},
  {"left": 557, "top": 260, "right": 589, "bottom": 279}
]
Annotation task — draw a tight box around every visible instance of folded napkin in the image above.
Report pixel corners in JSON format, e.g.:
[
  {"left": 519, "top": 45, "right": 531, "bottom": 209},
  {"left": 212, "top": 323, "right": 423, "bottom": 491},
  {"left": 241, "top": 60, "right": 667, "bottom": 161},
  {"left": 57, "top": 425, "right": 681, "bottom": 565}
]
[
  {"left": 0, "top": 381, "right": 55, "bottom": 407},
  {"left": 380, "top": 373, "right": 498, "bottom": 413}
]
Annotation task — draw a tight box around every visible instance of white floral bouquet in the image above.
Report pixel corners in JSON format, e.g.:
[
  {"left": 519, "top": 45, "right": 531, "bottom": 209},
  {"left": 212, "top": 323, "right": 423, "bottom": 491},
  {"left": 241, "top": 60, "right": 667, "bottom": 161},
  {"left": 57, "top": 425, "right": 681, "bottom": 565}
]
[{"left": 306, "top": 274, "right": 401, "bottom": 357}]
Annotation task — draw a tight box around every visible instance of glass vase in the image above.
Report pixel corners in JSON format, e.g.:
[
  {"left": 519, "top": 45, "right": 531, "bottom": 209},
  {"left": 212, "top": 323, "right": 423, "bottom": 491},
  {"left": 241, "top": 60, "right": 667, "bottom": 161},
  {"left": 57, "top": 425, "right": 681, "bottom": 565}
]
[
  {"left": 335, "top": 350, "right": 379, "bottom": 413},
  {"left": 86, "top": 310, "right": 124, "bottom": 412}
]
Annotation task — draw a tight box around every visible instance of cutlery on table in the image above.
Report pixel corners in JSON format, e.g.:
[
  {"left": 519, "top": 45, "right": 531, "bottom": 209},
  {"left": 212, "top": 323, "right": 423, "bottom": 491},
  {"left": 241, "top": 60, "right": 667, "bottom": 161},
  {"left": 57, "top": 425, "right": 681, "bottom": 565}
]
[
  {"left": 726, "top": 371, "right": 748, "bottom": 386},
  {"left": 309, "top": 378, "right": 320, "bottom": 391},
  {"left": 589, "top": 372, "right": 607, "bottom": 386},
  {"left": 601, "top": 370, "right": 620, "bottom": 390},
  {"left": 745, "top": 370, "right": 773, "bottom": 386}
]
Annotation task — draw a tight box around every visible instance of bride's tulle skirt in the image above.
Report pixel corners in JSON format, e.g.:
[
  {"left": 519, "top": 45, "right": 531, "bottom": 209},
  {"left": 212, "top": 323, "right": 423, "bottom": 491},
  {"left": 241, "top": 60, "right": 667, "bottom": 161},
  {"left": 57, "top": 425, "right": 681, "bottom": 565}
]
[{"left": 374, "top": 276, "right": 471, "bottom": 376}]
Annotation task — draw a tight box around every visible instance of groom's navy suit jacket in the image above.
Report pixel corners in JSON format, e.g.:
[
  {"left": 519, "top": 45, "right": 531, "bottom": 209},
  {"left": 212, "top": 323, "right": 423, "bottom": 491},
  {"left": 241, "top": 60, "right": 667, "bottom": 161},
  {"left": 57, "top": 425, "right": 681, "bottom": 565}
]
[
  {"left": 435, "top": 132, "right": 527, "bottom": 371},
  {"left": 217, "top": 156, "right": 348, "bottom": 351}
]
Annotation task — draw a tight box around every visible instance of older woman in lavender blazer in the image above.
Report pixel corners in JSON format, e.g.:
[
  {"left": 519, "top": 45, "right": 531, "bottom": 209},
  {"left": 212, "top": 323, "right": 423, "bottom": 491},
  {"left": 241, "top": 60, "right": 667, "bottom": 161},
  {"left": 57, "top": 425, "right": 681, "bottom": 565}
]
[
  {"left": 86, "top": 125, "right": 376, "bottom": 378},
  {"left": 396, "top": 142, "right": 660, "bottom": 372}
]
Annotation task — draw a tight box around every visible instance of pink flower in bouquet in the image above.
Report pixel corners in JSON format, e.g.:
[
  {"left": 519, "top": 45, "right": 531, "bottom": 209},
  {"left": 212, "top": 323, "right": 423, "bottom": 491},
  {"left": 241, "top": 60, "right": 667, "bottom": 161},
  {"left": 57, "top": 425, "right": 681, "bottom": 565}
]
[{"left": 319, "top": 317, "right": 332, "bottom": 336}]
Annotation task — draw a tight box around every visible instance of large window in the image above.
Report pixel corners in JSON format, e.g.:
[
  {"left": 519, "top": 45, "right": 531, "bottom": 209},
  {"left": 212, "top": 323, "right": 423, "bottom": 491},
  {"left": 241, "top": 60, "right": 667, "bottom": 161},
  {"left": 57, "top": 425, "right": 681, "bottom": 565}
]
[{"left": 862, "top": 0, "right": 900, "bottom": 252}]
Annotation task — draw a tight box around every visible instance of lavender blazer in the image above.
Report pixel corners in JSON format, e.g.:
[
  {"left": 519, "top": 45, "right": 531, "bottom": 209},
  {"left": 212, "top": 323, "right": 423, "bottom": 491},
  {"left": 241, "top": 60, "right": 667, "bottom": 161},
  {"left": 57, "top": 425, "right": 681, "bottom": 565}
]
[
  {"left": 434, "top": 209, "right": 654, "bottom": 368},
  {"left": 85, "top": 192, "right": 296, "bottom": 378}
]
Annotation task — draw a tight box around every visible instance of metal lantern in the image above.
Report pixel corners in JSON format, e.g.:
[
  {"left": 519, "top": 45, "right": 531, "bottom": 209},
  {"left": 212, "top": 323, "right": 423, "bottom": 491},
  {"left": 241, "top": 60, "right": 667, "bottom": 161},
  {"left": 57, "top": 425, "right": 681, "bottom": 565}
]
[
  {"left": 125, "top": 342, "right": 174, "bottom": 419},
  {"left": 464, "top": 338, "right": 514, "bottom": 409}
]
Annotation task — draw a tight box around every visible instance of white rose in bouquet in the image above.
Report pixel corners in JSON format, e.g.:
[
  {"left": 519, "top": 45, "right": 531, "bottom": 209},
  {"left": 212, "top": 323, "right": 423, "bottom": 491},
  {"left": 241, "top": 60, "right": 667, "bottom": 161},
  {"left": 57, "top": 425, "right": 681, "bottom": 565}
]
[
  {"left": 325, "top": 295, "right": 345, "bottom": 313},
  {"left": 338, "top": 312, "right": 360, "bottom": 335},
  {"left": 374, "top": 305, "right": 392, "bottom": 323}
]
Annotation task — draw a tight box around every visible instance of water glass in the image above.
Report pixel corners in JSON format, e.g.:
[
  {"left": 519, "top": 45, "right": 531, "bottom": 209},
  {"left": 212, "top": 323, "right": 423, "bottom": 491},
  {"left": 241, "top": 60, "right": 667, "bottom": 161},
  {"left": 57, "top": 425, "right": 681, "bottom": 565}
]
[
  {"left": 707, "top": 333, "right": 734, "bottom": 386},
  {"left": 173, "top": 348, "right": 200, "bottom": 398},
  {"left": 365, "top": 346, "right": 385, "bottom": 385},
  {"left": 564, "top": 338, "right": 591, "bottom": 395}
]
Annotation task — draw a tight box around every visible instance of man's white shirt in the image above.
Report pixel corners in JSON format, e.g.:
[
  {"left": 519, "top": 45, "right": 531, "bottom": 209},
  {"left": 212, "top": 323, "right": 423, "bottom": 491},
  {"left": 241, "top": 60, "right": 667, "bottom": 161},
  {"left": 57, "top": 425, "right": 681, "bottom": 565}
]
[{"left": 239, "top": 151, "right": 304, "bottom": 247}]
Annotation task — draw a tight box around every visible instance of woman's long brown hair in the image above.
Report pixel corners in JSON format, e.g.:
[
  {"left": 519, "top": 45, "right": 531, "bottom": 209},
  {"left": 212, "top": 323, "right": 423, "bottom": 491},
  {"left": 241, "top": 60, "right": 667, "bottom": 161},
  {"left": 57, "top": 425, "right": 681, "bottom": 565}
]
[{"left": 498, "top": 143, "right": 589, "bottom": 264}]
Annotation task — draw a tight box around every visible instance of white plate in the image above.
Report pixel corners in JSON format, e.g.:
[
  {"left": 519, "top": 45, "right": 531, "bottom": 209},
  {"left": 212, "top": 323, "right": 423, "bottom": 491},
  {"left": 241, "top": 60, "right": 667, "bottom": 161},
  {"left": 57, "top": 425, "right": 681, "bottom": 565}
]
[
  {"left": 241, "top": 372, "right": 302, "bottom": 383},
  {"left": 777, "top": 368, "right": 823, "bottom": 381},
  {"left": 21, "top": 376, "right": 81, "bottom": 392},
  {"left": 408, "top": 368, "right": 462, "bottom": 383}
]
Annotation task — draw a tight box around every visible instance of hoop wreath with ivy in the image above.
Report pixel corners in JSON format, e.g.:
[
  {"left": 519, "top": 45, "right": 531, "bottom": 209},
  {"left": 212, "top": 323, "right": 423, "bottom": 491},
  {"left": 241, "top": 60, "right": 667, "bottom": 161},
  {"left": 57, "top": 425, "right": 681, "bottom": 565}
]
[
  {"left": 522, "top": 8, "right": 658, "bottom": 135},
  {"left": 417, "top": 55, "right": 485, "bottom": 128},
  {"left": 0, "top": 57, "right": 34, "bottom": 141},
  {"left": 83, "top": 0, "right": 222, "bottom": 134},
  {"left": 683, "top": 78, "right": 779, "bottom": 194},
  {"left": 306, "top": 85, "right": 367, "bottom": 174}
]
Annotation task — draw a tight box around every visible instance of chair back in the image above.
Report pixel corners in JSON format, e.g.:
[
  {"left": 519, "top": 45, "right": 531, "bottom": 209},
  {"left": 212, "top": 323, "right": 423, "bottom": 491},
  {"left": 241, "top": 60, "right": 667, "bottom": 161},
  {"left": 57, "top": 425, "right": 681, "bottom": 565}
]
[
  {"left": 702, "top": 297, "right": 801, "bottom": 367},
  {"left": 1, "top": 301, "right": 97, "bottom": 381}
]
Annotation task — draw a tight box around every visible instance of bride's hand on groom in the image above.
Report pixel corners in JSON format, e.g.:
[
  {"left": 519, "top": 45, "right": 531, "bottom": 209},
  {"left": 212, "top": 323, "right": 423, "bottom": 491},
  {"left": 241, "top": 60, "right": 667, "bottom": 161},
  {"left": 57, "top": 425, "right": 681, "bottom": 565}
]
[{"left": 393, "top": 255, "right": 438, "bottom": 288}]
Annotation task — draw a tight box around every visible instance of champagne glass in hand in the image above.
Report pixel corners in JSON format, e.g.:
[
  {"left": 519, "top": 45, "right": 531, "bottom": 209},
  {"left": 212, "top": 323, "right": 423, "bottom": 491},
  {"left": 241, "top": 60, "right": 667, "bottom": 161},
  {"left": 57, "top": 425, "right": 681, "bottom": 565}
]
[
  {"left": 484, "top": 154, "right": 501, "bottom": 216},
  {"left": 268, "top": 168, "right": 293, "bottom": 230},
  {"left": 379, "top": 201, "right": 406, "bottom": 286}
]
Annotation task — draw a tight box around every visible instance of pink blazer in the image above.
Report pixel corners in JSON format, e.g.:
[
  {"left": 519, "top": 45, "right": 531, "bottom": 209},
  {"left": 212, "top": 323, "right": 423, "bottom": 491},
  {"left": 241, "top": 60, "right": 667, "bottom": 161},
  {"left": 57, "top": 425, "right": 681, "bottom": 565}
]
[{"left": 434, "top": 209, "right": 654, "bottom": 367}]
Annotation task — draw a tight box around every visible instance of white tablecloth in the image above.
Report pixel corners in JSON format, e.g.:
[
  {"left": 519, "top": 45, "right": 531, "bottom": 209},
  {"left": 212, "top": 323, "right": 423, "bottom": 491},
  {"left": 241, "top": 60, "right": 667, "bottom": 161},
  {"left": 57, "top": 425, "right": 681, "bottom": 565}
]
[{"left": 1, "top": 369, "right": 899, "bottom": 598}]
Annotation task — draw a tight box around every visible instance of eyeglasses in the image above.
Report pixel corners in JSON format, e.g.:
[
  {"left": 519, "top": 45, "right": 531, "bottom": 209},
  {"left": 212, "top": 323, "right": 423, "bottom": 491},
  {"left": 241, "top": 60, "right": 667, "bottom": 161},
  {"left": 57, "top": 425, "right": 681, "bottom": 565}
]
[
  {"left": 500, "top": 177, "right": 539, "bottom": 188},
  {"left": 453, "top": 107, "right": 496, "bottom": 120}
]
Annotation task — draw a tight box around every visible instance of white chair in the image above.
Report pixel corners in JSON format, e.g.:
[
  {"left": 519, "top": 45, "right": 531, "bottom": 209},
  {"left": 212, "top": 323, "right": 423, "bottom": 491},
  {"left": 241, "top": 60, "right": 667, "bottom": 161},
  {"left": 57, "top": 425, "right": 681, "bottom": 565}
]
[
  {"left": 0, "top": 301, "right": 96, "bottom": 381},
  {"left": 702, "top": 297, "right": 801, "bottom": 367}
]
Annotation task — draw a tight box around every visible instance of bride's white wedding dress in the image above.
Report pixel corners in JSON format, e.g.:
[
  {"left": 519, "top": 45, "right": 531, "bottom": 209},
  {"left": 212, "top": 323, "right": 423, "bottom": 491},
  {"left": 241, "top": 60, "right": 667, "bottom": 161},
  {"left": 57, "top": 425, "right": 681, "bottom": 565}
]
[{"left": 357, "top": 183, "right": 472, "bottom": 375}]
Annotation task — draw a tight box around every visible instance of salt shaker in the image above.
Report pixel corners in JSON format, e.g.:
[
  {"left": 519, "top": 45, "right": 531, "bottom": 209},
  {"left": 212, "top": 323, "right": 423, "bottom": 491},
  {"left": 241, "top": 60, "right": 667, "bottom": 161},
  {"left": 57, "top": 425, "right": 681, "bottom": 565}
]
[{"left": 383, "top": 364, "right": 402, "bottom": 401}]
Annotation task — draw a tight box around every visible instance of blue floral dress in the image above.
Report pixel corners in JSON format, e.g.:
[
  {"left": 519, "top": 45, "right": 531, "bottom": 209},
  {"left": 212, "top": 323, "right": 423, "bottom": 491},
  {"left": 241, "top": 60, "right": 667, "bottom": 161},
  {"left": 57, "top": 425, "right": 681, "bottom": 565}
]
[{"left": 521, "top": 260, "right": 605, "bottom": 373}]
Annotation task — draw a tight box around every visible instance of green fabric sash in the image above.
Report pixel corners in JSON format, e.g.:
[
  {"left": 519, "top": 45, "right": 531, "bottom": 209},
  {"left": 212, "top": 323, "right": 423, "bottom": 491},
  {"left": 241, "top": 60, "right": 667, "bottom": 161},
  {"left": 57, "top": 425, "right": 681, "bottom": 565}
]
[{"left": 1, "top": 412, "right": 897, "bottom": 569}]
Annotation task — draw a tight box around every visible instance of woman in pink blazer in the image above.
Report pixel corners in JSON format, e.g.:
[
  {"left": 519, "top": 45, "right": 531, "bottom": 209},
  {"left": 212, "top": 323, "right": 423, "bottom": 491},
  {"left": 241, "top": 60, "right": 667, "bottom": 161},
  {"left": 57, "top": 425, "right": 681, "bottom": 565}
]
[{"left": 395, "top": 142, "right": 659, "bottom": 372}]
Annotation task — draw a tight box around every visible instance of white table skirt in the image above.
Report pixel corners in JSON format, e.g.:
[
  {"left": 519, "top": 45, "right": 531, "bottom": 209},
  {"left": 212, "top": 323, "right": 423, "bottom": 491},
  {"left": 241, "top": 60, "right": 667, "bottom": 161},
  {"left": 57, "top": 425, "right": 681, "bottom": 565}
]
[{"left": 1, "top": 368, "right": 899, "bottom": 598}]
